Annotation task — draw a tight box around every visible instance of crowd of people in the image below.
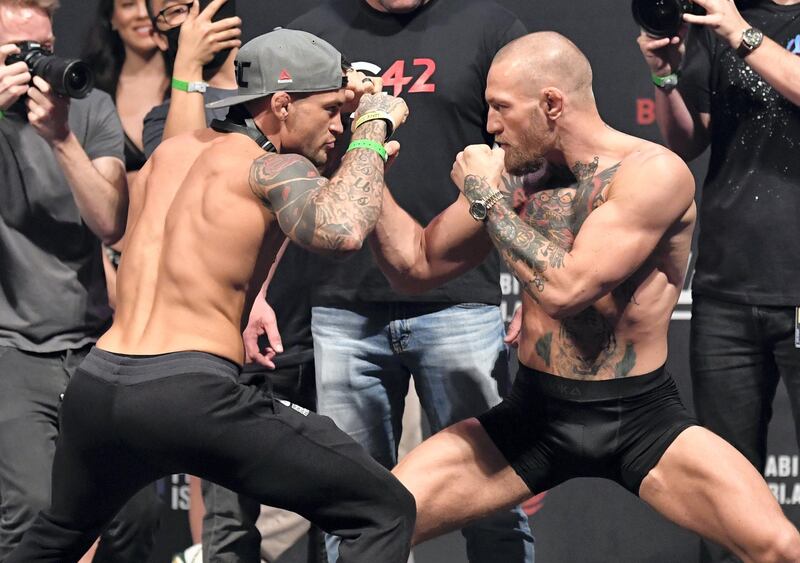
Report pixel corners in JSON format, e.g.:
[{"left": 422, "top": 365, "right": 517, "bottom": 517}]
[{"left": 1, "top": 0, "right": 800, "bottom": 562}]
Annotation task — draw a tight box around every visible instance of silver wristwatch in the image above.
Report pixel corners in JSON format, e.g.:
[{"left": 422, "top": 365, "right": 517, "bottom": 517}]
[
  {"left": 468, "top": 190, "right": 505, "bottom": 222},
  {"left": 736, "top": 27, "right": 764, "bottom": 57}
]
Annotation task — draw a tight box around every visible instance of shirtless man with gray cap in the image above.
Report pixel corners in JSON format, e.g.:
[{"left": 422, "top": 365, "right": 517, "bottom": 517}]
[{"left": 7, "top": 28, "right": 413, "bottom": 563}]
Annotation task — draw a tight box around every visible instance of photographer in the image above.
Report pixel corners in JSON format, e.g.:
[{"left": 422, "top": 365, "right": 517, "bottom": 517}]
[
  {"left": 637, "top": 0, "right": 800, "bottom": 561},
  {"left": 0, "top": 0, "right": 146, "bottom": 560}
]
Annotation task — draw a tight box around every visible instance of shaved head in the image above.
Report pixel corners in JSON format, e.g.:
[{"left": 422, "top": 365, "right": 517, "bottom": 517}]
[{"left": 493, "top": 32, "right": 594, "bottom": 104}]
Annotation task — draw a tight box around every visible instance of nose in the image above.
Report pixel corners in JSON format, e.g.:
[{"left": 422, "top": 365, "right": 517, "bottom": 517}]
[
  {"left": 136, "top": 0, "right": 149, "bottom": 19},
  {"left": 331, "top": 113, "right": 344, "bottom": 135},
  {"left": 486, "top": 108, "right": 501, "bottom": 135}
]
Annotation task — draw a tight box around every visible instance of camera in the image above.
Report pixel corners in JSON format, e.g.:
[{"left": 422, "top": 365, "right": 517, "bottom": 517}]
[
  {"left": 6, "top": 41, "right": 94, "bottom": 99},
  {"left": 631, "top": 0, "right": 706, "bottom": 38}
]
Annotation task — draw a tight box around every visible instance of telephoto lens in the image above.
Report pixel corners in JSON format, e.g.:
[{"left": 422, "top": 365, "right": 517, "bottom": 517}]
[
  {"left": 7, "top": 41, "right": 94, "bottom": 99},
  {"left": 631, "top": 0, "right": 705, "bottom": 38}
]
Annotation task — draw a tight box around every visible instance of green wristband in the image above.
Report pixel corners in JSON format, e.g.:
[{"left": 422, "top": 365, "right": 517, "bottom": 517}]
[
  {"left": 651, "top": 71, "right": 679, "bottom": 90},
  {"left": 171, "top": 77, "right": 189, "bottom": 91},
  {"left": 171, "top": 77, "right": 208, "bottom": 93},
  {"left": 0, "top": 109, "right": 4, "bottom": 120},
  {"left": 347, "top": 139, "right": 387, "bottom": 162}
]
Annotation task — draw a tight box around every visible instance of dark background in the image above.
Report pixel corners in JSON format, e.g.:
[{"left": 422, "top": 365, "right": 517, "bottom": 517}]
[{"left": 52, "top": 1, "right": 799, "bottom": 561}]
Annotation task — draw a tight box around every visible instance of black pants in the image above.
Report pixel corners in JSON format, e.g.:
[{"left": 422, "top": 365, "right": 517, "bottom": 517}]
[
  {"left": 202, "top": 359, "right": 325, "bottom": 563},
  {"left": 691, "top": 294, "right": 800, "bottom": 563},
  {"left": 7, "top": 348, "right": 415, "bottom": 563},
  {"left": 0, "top": 345, "right": 161, "bottom": 563}
]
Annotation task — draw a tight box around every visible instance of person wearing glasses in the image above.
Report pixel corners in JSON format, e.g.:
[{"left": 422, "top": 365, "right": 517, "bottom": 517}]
[{"left": 142, "top": 0, "right": 241, "bottom": 157}]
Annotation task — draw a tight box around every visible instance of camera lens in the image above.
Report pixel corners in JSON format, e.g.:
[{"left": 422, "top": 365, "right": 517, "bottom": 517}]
[
  {"left": 34, "top": 56, "right": 94, "bottom": 99},
  {"left": 62, "top": 61, "right": 93, "bottom": 99},
  {"left": 632, "top": 0, "right": 683, "bottom": 38}
]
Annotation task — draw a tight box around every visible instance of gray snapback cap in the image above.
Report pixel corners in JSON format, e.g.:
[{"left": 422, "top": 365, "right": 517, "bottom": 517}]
[{"left": 206, "top": 28, "right": 346, "bottom": 110}]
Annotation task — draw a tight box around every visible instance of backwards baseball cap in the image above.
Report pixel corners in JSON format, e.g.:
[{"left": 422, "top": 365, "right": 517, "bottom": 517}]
[{"left": 206, "top": 28, "right": 347, "bottom": 110}]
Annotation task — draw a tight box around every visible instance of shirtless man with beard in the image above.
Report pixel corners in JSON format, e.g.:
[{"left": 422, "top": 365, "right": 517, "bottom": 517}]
[
  {"left": 369, "top": 31, "right": 800, "bottom": 562},
  {"left": 7, "top": 29, "right": 414, "bottom": 563}
]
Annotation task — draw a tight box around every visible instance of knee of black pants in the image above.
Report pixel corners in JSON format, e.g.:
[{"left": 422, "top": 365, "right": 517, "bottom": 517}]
[
  {"left": 93, "top": 485, "right": 163, "bottom": 563},
  {"left": 5, "top": 511, "right": 100, "bottom": 563}
]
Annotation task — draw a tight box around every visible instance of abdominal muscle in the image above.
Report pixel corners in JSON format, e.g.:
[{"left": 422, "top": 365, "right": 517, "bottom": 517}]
[{"left": 516, "top": 268, "right": 677, "bottom": 381}]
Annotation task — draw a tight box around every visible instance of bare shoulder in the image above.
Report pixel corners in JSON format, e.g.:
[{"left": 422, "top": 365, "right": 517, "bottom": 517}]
[
  {"left": 249, "top": 153, "right": 320, "bottom": 187},
  {"left": 248, "top": 153, "right": 324, "bottom": 209},
  {"left": 612, "top": 141, "right": 695, "bottom": 216}
]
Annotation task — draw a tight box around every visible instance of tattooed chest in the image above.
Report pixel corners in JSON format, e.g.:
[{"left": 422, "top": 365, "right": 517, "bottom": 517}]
[{"left": 517, "top": 167, "right": 615, "bottom": 250}]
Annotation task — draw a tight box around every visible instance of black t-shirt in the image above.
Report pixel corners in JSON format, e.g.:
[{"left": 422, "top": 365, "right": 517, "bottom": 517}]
[
  {"left": 290, "top": 0, "right": 526, "bottom": 306},
  {"left": 680, "top": 1, "right": 800, "bottom": 305}
]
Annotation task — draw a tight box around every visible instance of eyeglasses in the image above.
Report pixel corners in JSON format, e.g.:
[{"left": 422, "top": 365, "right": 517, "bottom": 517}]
[{"left": 152, "top": 2, "right": 193, "bottom": 31}]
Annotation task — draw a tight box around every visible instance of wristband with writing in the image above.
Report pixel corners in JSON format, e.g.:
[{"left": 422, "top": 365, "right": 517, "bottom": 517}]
[
  {"left": 354, "top": 110, "right": 394, "bottom": 141},
  {"left": 171, "top": 78, "right": 208, "bottom": 93},
  {"left": 347, "top": 139, "right": 388, "bottom": 162}
]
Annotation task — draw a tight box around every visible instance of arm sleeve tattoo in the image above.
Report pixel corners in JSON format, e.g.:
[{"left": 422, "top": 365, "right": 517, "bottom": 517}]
[{"left": 248, "top": 120, "right": 388, "bottom": 255}]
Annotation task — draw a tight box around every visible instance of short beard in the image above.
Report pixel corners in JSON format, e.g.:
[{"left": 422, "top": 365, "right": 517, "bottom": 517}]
[{"left": 505, "top": 151, "right": 546, "bottom": 176}]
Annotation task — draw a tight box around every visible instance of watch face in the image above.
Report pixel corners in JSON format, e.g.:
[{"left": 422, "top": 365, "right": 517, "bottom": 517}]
[
  {"left": 469, "top": 200, "right": 488, "bottom": 221},
  {"left": 742, "top": 28, "right": 763, "bottom": 49}
]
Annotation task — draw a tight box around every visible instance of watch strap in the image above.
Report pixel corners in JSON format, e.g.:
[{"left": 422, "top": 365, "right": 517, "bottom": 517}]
[{"left": 483, "top": 190, "right": 505, "bottom": 212}]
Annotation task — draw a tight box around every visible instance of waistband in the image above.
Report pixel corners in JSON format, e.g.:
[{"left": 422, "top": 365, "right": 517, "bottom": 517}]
[
  {"left": 81, "top": 347, "right": 240, "bottom": 385},
  {"left": 517, "top": 363, "right": 668, "bottom": 402}
]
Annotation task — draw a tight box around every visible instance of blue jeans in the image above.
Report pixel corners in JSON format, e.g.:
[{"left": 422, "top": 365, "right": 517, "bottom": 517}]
[
  {"left": 690, "top": 294, "right": 800, "bottom": 563},
  {"left": 313, "top": 303, "right": 534, "bottom": 563}
]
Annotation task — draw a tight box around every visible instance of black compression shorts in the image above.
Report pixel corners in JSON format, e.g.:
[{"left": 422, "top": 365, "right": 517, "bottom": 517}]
[{"left": 478, "top": 364, "right": 697, "bottom": 495}]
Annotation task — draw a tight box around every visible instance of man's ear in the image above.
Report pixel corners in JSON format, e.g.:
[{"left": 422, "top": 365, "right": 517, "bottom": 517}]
[
  {"left": 271, "top": 92, "right": 291, "bottom": 120},
  {"left": 539, "top": 87, "right": 564, "bottom": 121}
]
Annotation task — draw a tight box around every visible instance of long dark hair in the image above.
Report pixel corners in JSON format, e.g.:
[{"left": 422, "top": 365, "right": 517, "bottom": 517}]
[{"left": 81, "top": 0, "right": 126, "bottom": 97}]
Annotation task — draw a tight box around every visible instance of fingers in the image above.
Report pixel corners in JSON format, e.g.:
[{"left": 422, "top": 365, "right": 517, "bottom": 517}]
[
  {"left": 189, "top": 0, "right": 200, "bottom": 18},
  {"left": 209, "top": 16, "right": 242, "bottom": 32},
  {"left": 385, "top": 140, "right": 401, "bottom": 158},
  {"left": 504, "top": 306, "right": 523, "bottom": 347},
  {"left": 198, "top": 0, "right": 229, "bottom": 19},
  {"left": 0, "top": 43, "right": 21, "bottom": 65},
  {"left": 385, "top": 140, "right": 401, "bottom": 170},
  {"left": 26, "top": 76, "right": 53, "bottom": 117},
  {"left": 637, "top": 33, "right": 672, "bottom": 50},
  {"left": 263, "top": 319, "right": 284, "bottom": 355}
]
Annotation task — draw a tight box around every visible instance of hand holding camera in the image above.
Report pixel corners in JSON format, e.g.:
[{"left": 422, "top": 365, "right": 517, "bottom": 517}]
[
  {"left": 0, "top": 43, "right": 31, "bottom": 111},
  {"left": 680, "top": 0, "right": 751, "bottom": 49},
  {"left": 25, "top": 74, "right": 70, "bottom": 144},
  {"left": 634, "top": 0, "right": 752, "bottom": 50}
]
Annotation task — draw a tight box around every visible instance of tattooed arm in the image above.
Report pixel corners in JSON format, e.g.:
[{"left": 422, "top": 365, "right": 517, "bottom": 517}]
[
  {"left": 368, "top": 186, "right": 495, "bottom": 293},
  {"left": 456, "top": 145, "right": 695, "bottom": 319},
  {"left": 370, "top": 157, "right": 532, "bottom": 293},
  {"left": 248, "top": 93, "right": 408, "bottom": 258}
]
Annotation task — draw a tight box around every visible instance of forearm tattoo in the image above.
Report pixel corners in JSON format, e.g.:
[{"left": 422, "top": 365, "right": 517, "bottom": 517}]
[
  {"left": 248, "top": 139, "right": 384, "bottom": 251},
  {"left": 465, "top": 172, "right": 566, "bottom": 301}
]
